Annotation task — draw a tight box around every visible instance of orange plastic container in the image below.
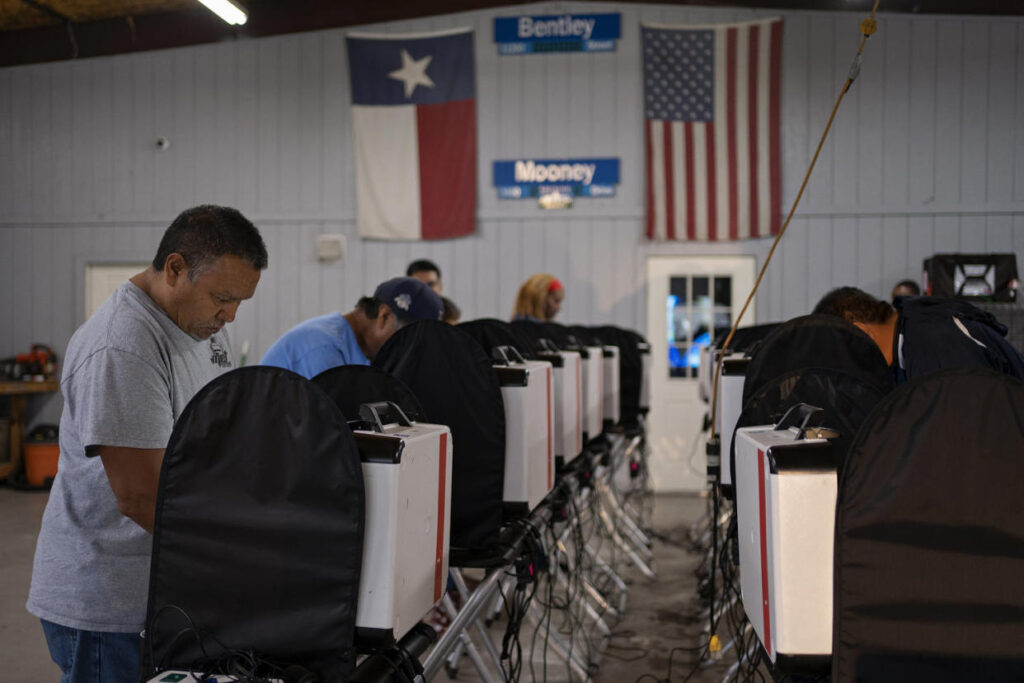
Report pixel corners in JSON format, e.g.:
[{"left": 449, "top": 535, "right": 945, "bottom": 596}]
[{"left": 24, "top": 442, "right": 59, "bottom": 487}]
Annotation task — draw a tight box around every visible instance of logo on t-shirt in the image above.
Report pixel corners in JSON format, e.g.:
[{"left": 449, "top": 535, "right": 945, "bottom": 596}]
[{"left": 209, "top": 338, "right": 232, "bottom": 368}]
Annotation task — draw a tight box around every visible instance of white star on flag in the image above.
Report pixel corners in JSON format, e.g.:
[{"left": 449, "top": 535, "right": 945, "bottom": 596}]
[{"left": 388, "top": 49, "right": 435, "bottom": 99}]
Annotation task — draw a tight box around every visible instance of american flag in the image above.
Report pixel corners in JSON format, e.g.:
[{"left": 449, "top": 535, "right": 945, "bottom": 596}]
[{"left": 642, "top": 19, "right": 783, "bottom": 241}]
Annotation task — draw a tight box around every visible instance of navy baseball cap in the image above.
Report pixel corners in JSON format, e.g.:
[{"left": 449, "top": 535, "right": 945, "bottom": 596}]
[{"left": 374, "top": 277, "right": 444, "bottom": 324}]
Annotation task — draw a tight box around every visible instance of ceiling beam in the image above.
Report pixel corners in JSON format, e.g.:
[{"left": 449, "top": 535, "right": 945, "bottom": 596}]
[
  {"left": 1, "top": 0, "right": 1022, "bottom": 69},
  {"left": 19, "top": 0, "right": 70, "bottom": 23}
]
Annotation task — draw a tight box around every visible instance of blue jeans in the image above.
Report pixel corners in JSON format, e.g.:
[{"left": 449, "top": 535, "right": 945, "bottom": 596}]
[{"left": 41, "top": 619, "right": 140, "bottom": 683}]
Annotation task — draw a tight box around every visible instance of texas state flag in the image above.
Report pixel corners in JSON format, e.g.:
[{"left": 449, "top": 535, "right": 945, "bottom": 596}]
[{"left": 346, "top": 29, "right": 477, "bottom": 241}]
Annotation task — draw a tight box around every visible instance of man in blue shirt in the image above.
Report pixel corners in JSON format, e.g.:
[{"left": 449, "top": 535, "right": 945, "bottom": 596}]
[{"left": 262, "top": 277, "right": 444, "bottom": 379}]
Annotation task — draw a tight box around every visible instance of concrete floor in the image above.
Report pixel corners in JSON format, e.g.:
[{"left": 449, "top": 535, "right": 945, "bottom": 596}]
[
  {"left": 0, "top": 486, "right": 58, "bottom": 681},
  {"left": 0, "top": 488, "right": 749, "bottom": 683},
  {"left": 440, "top": 493, "right": 747, "bottom": 683}
]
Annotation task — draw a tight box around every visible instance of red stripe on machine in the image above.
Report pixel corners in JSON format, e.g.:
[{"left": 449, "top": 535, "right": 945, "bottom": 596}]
[
  {"left": 575, "top": 358, "right": 582, "bottom": 454},
  {"left": 434, "top": 432, "right": 448, "bottom": 603},
  {"left": 547, "top": 367, "right": 553, "bottom": 489},
  {"left": 757, "top": 448, "right": 772, "bottom": 655}
]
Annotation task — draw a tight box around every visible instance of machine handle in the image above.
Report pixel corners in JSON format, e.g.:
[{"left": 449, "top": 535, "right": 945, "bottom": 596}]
[
  {"left": 492, "top": 344, "right": 527, "bottom": 365},
  {"left": 358, "top": 401, "right": 413, "bottom": 432},
  {"left": 538, "top": 338, "right": 561, "bottom": 353},
  {"left": 564, "top": 334, "right": 585, "bottom": 351},
  {"left": 774, "top": 403, "right": 825, "bottom": 440}
]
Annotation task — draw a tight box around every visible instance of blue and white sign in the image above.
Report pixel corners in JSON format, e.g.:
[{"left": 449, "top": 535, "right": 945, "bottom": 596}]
[
  {"left": 494, "top": 14, "right": 621, "bottom": 55},
  {"left": 493, "top": 158, "right": 620, "bottom": 199}
]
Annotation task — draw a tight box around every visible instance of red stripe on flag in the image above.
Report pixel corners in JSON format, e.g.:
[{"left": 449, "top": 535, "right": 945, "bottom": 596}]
[
  {"left": 645, "top": 121, "right": 656, "bottom": 239},
  {"left": 747, "top": 25, "right": 760, "bottom": 239},
  {"left": 662, "top": 121, "right": 676, "bottom": 240},
  {"left": 417, "top": 100, "right": 476, "bottom": 240},
  {"left": 434, "top": 432, "right": 448, "bottom": 603},
  {"left": 684, "top": 124, "right": 696, "bottom": 241},
  {"left": 726, "top": 28, "right": 739, "bottom": 242},
  {"left": 705, "top": 122, "right": 718, "bottom": 241},
  {"left": 758, "top": 448, "right": 772, "bottom": 655},
  {"left": 768, "top": 21, "right": 783, "bottom": 236}
]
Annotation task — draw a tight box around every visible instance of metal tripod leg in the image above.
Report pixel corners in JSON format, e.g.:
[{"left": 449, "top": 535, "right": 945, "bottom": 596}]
[
  {"left": 611, "top": 497, "right": 654, "bottom": 549},
  {"left": 594, "top": 473, "right": 655, "bottom": 560},
  {"left": 451, "top": 627, "right": 499, "bottom": 683},
  {"left": 550, "top": 562, "right": 613, "bottom": 638},
  {"left": 597, "top": 499, "right": 656, "bottom": 579},
  {"left": 597, "top": 461, "right": 650, "bottom": 537},
  {"left": 484, "top": 586, "right": 504, "bottom": 626},
  {"left": 582, "top": 598, "right": 613, "bottom": 638},
  {"left": 699, "top": 591, "right": 739, "bottom": 624},
  {"left": 557, "top": 528, "right": 618, "bottom": 626},
  {"left": 600, "top": 490, "right": 654, "bottom": 559},
  {"left": 581, "top": 576, "right": 619, "bottom": 620},
  {"left": 450, "top": 570, "right": 505, "bottom": 674},
  {"left": 441, "top": 593, "right": 501, "bottom": 682},
  {"left": 584, "top": 543, "right": 628, "bottom": 614},
  {"left": 717, "top": 622, "right": 750, "bottom": 660},
  {"left": 525, "top": 597, "right": 591, "bottom": 681},
  {"left": 541, "top": 520, "right": 604, "bottom": 678},
  {"left": 422, "top": 568, "right": 503, "bottom": 681},
  {"left": 722, "top": 628, "right": 757, "bottom": 683}
]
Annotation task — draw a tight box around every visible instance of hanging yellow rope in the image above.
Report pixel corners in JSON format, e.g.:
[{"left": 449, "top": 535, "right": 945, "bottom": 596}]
[{"left": 707, "top": 1, "right": 881, "bottom": 442}]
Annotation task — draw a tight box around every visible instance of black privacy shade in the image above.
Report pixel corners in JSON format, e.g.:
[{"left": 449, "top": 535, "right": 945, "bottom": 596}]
[
  {"left": 742, "top": 314, "right": 892, "bottom": 406},
  {"left": 459, "top": 318, "right": 538, "bottom": 360},
  {"left": 833, "top": 368, "right": 1024, "bottom": 683},
  {"left": 373, "top": 320, "right": 506, "bottom": 552},
  {"left": 145, "top": 366, "right": 364, "bottom": 681},
  {"left": 714, "top": 321, "right": 781, "bottom": 355},
  {"left": 728, "top": 315, "right": 893, "bottom": 498},
  {"left": 730, "top": 366, "right": 891, "bottom": 486},
  {"left": 313, "top": 364, "right": 425, "bottom": 423},
  {"left": 510, "top": 319, "right": 561, "bottom": 355},
  {"left": 591, "top": 325, "right": 649, "bottom": 429}
]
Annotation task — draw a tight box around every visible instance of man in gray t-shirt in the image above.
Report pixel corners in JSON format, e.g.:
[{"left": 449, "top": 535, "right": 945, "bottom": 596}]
[{"left": 27, "top": 205, "right": 267, "bottom": 683}]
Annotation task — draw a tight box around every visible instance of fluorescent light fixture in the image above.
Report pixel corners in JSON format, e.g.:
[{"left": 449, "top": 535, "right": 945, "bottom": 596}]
[{"left": 196, "top": 0, "right": 247, "bottom": 25}]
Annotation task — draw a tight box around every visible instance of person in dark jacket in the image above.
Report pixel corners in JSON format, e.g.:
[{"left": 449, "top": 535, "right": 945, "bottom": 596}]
[{"left": 813, "top": 286, "right": 1024, "bottom": 385}]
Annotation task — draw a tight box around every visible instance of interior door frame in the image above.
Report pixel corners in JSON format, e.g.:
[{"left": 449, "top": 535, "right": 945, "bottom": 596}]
[{"left": 645, "top": 255, "right": 757, "bottom": 492}]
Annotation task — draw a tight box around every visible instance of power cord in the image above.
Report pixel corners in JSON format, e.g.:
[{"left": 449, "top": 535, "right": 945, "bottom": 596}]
[{"left": 145, "top": 604, "right": 318, "bottom": 683}]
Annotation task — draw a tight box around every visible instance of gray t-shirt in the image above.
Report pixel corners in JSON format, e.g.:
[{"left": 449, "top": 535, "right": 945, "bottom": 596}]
[{"left": 27, "top": 281, "right": 235, "bottom": 633}]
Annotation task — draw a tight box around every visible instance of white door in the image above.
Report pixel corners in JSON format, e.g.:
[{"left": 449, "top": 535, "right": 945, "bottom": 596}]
[
  {"left": 85, "top": 264, "right": 148, "bottom": 321},
  {"left": 646, "top": 256, "right": 756, "bottom": 492}
]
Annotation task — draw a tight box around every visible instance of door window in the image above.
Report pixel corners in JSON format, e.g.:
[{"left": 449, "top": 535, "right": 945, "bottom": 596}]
[{"left": 667, "top": 274, "right": 733, "bottom": 378}]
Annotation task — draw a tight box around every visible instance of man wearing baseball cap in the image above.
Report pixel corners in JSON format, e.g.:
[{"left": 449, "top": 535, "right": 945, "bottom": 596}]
[{"left": 261, "top": 276, "right": 444, "bottom": 379}]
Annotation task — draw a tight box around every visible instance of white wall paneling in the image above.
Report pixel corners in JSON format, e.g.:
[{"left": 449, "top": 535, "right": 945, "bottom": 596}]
[{"left": 3, "top": 2, "right": 1024, "bottom": 425}]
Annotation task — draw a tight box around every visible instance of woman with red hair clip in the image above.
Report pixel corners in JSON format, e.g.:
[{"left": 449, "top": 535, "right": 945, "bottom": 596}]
[{"left": 512, "top": 273, "right": 564, "bottom": 322}]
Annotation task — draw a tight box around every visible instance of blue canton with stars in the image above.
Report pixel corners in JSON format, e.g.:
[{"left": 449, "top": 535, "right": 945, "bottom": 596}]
[{"left": 642, "top": 28, "right": 714, "bottom": 122}]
